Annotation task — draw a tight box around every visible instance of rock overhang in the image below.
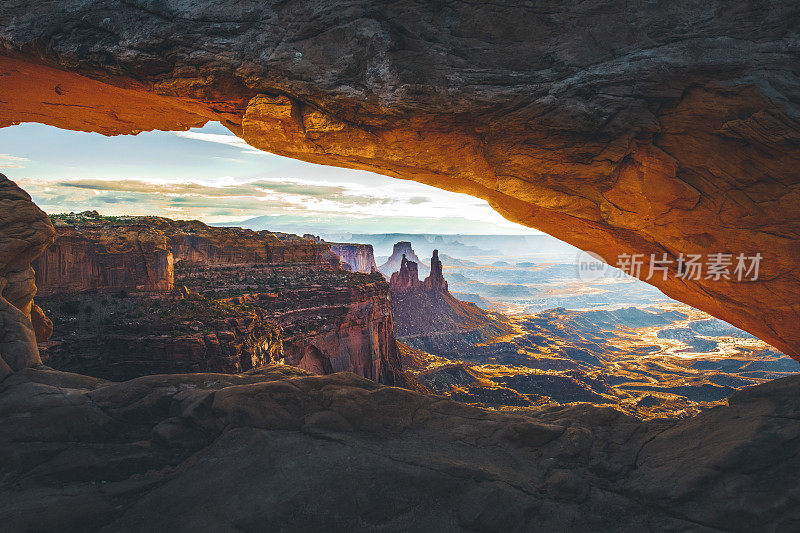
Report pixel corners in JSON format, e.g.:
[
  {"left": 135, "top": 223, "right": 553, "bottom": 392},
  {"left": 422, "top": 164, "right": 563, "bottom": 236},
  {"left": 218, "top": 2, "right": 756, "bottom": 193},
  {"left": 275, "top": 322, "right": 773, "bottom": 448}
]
[{"left": 0, "top": 0, "right": 798, "bottom": 359}]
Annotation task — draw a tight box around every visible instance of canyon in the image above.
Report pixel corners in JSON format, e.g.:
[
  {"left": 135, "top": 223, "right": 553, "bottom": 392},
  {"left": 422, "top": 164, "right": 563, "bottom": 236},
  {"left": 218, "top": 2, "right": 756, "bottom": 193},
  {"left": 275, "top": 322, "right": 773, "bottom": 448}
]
[
  {"left": 384, "top": 242, "right": 797, "bottom": 418},
  {"left": 32, "top": 211, "right": 400, "bottom": 384},
  {"left": 0, "top": 1, "right": 798, "bottom": 355},
  {"left": 0, "top": 2, "right": 799, "bottom": 530}
]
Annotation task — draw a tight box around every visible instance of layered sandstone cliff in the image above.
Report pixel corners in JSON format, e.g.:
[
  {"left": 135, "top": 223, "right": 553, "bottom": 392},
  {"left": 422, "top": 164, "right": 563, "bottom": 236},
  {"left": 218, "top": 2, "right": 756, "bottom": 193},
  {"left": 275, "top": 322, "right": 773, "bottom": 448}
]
[
  {"left": 0, "top": 2, "right": 797, "bottom": 355},
  {"left": 33, "top": 214, "right": 401, "bottom": 384},
  {"left": 40, "top": 293, "right": 284, "bottom": 380},
  {"left": 221, "top": 271, "right": 399, "bottom": 384},
  {"left": 329, "top": 243, "right": 378, "bottom": 274},
  {"left": 34, "top": 217, "right": 173, "bottom": 296},
  {"left": 33, "top": 213, "right": 341, "bottom": 296}
]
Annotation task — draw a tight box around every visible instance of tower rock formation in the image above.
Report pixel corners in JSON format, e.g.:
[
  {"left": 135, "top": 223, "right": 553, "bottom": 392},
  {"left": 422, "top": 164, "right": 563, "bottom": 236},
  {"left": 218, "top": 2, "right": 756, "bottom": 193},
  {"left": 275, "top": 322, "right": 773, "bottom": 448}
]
[
  {"left": 379, "top": 242, "right": 429, "bottom": 278},
  {"left": 390, "top": 250, "right": 513, "bottom": 355},
  {"left": 390, "top": 255, "right": 422, "bottom": 294},
  {"left": 424, "top": 250, "right": 448, "bottom": 292}
]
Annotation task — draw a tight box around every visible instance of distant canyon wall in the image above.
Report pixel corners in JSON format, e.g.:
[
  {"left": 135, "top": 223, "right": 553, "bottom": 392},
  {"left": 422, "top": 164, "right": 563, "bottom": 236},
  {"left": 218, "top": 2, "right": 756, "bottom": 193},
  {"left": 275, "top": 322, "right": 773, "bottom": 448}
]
[
  {"left": 33, "top": 216, "right": 341, "bottom": 296},
  {"left": 330, "top": 243, "right": 378, "bottom": 274}
]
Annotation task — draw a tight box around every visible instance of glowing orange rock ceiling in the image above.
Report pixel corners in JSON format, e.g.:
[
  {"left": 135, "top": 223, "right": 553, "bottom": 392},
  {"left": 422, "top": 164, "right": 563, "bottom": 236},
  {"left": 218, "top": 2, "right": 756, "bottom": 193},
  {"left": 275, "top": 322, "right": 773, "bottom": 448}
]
[{"left": 0, "top": 1, "right": 798, "bottom": 358}]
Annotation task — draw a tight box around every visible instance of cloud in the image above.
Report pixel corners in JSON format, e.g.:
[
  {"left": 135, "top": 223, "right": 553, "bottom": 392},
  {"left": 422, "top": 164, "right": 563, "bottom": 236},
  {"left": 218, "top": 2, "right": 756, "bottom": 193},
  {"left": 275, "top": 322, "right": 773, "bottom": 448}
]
[
  {"left": 0, "top": 154, "right": 30, "bottom": 162},
  {"left": 51, "top": 178, "right": 413, "bottom": 211},
  {"left": 17, "top": 174, "right": 540, "bottom": 233},
  {"left": 171, "top": 131, "right": 265, "bottom": 154},
  {"left": 0, "top": 153, "right": 30, "bottom": 168},
  {"left": 252, "top": 182, "right": 348, "bottom": 198}
]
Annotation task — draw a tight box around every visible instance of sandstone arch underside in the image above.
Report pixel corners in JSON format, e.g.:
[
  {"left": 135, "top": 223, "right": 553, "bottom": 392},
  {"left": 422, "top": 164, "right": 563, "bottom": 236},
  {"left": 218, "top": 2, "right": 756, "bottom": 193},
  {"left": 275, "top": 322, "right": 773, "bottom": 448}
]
[{"left": 0, "top": 0, "right": 798, "bottom": 359}]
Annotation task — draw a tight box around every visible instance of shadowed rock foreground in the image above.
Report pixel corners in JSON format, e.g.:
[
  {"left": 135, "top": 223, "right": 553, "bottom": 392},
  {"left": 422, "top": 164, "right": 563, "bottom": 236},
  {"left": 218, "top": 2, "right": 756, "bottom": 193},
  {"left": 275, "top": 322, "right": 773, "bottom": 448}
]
[{"left": 1, "top": 364, "right": 799, "bottom": 531}]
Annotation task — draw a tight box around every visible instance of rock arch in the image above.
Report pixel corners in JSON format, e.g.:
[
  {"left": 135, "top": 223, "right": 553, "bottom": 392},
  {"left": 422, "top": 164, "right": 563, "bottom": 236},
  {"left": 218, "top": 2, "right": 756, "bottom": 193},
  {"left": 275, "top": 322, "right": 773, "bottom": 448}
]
[{"left": 0, "top": 0, "right": 798, "bottom": 372}]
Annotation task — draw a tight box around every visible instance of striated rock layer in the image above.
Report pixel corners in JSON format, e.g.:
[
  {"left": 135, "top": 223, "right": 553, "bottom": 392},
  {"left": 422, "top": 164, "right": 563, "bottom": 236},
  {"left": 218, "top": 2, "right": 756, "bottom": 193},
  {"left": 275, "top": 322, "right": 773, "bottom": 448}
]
[
  {"left": 1, "top": 2, "right": 798, "bottom": 355},
  {"left": 33, "top": 213, "right": 340, "bottom": 296},
  {"left": 38, "top": 293, "right": 285, "bottom": 380},
  {"left": 33, "top": 214, "right": 401, "bottom": 384},
  {"left": 329, "top": 243, "right": 378, "bottom": 274},
  {"left": 222, "top": 272, "right": 399, "bottom": 384}
]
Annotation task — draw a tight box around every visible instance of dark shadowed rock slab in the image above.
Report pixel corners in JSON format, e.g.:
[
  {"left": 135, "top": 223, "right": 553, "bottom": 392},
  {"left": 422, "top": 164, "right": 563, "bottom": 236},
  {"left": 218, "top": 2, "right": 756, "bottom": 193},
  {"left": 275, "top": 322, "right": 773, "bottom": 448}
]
[{"left": 1, "top": 365, "right": 799, "bottom": 530}]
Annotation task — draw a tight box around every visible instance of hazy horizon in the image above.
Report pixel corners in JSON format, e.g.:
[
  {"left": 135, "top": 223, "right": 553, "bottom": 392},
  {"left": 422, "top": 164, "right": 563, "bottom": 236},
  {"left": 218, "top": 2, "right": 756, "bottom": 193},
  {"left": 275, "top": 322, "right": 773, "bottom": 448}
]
[{"left": 1, "top": 121, "right": 543, "bottom": 235}]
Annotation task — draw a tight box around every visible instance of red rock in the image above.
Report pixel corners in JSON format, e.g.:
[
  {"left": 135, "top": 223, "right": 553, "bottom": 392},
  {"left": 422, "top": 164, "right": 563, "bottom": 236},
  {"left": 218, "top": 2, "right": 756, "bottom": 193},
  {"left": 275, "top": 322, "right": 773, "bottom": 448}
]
[
  {"left": 0, "top": 175, "right": 54, "bottom": 373},
  {"left": 391, "top": 249, "right": 513, "bottom": 353},
  {"left": 423, "top": 250, "right": 448, "bottom": 292},
  {"left": 29, "top": 304, "right": 52, "bottom": 342},
  {"left": 329, "top": 243, "right": 378, "bottom": 274},
  {"left": 33, "top": 214, "right": 402, "bottom": 384},
  {"left": 390, "top": 255, "right": 422, "bottom": 293}
]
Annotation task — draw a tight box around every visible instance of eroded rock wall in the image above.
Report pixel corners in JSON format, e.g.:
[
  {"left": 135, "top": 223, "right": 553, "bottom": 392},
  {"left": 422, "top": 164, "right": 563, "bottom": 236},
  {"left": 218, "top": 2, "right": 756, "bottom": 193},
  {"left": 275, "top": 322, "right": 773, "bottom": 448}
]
[
  {"left": 33, "top": 216, "right": 342, "bottom": 297},
  {"left": 0, "top": 2, "right": 798, "bottom": 354},
  {"left": 40, "top": 294, "right": 284, "bottom": 380},
  {"left": 224, "top": 274, "right": 401, "bottom": 385},
  {"left": 0, "top": 175, "right": 54, "bottom": 377},
  {"left": 33, "top": 223, "right": 173, "bottom": 296},
  {"left": 330, "top": 243, "right": 378, "bottom": 273},
  {"left": 33, "top": 215, "right": 402, "bottom": 383}
]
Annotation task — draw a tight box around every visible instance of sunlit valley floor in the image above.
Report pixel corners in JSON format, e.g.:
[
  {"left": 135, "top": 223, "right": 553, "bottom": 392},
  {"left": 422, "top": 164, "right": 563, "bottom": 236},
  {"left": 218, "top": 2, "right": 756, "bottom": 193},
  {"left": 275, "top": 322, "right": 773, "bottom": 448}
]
[{"left": 329, "top": 233, "right": 799, "bottom": 419}]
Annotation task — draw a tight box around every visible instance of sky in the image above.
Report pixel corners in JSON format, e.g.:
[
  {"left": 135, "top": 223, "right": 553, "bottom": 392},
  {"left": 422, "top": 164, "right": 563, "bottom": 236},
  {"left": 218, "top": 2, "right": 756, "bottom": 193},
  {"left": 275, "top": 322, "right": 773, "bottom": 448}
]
[{"left": 0, "top": 121, "right": 541, "bottom": 235}]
